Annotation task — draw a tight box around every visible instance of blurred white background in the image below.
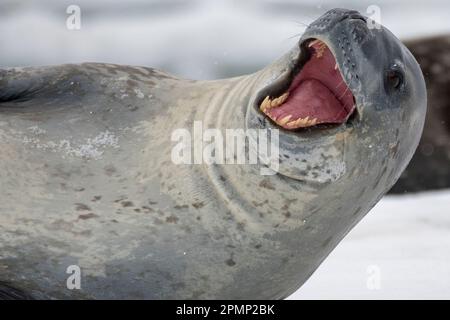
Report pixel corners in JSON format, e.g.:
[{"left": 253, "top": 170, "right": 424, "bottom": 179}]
[
  {"left": 2, "top": 0, "right": 450, "bottom": 79},
  {"left": 1, "top": 0, "right": 450, "bottom": 299}
]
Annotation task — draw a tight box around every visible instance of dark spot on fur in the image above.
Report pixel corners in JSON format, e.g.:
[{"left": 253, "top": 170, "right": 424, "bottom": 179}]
[
  {"left": 352, "top": 206, "right": 362, "bottom": 216},
  {"left": 166, "top": 215, "right": 179, "bottom": 223},
  {"left": 75, "top": 203, "right": 91, "bottom": 211},
  {"left": 78, "top": 213, "right": 98, "bottom": 220},
  {"left": 180, "top": 225, "right": 192, "bottom": 233},
  {"left": 127, "top": 104, "right": 139, "bottom": 112},
  {"left": 225, "top": 258, "right": 236, "bottom": 267},
  {"left": 259, "top": 179, "right": 275, "bottom": 190},
  {"left": 114, "top": 196, "right": 127, "bottom": 203},
  {"left": 192, "top": 202, "right": 205, "bottom": 209},
  {"left": 104, "top": 165, "right": 117, "bottom": 176},
  {"left": 236, "top": 221, "right": 246, "bottom": 231},
  {"left": 322, "top": 236, "right": 333, "bottom": 248},
  {"left": 121, "top": 201, "right": 134, "bottom": 208},
  {"left": 91, "top": 195, "right": 102, "bottom": 202},
  {"left": 252, "top": 199, "right": 269, "bottom": 207},
  {"left": 141, "top": 206, "right": 154, "bottom": 213}
]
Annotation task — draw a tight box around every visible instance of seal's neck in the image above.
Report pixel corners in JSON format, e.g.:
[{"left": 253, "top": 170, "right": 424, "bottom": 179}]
[{"left": 183, "top": 49, "right": 308, "bottom": 232}]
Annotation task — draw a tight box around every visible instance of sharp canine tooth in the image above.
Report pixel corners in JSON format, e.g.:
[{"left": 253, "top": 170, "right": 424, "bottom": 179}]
[
  {"left": 278, "top": 115, "right": 292, "bottom": 125},
  {"left": 264, "top": 92, "right": 290, "bottom": 109},
  {"left": 260, "top": 92, "right": 290, "bottom": 114},
  {"left": 260, "top": 96, "right": 271, "bottom": 111},
  {"left": 265, "top": 97, "right": 273, "bottom": 109},
  {"left": 270, "top": 97, "right": 280, "bottom": 108},
  {"left": 300, "top": 117, "right": 309, "bottom": 126},
  {"left": 308, "top": 39, "right": 321, "bottom": 47},
  {"left": 294, "top": 118, "right": 304, "bottom": 127},
  {"left": 279, "top": 92, "right": 289, "bottom": 104},
  {"left": 315, "top": 43, "right": 327, "bottom": 58},
  {"left": 294, "top": 117, "right": 308, "bottom": 127}
]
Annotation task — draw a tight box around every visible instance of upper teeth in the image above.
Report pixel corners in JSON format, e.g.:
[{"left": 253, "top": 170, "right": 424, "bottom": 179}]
[
  {"left": 308, "top": 39, "right": 327, "bottom": 58},
  {"left": 259, "top": 92, "right": 289, "bottom": 112},
  {"left": 260, "top": 93, "right": 319, "bottom": 128},
  {"left": 308, "top": 39, "right": 322, "bottom": 47}
]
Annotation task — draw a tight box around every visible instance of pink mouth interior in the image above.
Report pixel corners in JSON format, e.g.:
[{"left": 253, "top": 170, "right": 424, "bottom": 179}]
[{"left": 262, "top": 40, "right": 356, "bottom": 129}]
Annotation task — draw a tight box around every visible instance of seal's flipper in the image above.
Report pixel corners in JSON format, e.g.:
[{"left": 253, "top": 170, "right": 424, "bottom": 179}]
[
  {"left": 0, "top": 66, "right": 66, "bottom": 103},
  {"left": 0, "top": 65, "right": 94, "bottom": 108},
  {"left": 0, "top": 63, "right": 164, "bottom": 113}
]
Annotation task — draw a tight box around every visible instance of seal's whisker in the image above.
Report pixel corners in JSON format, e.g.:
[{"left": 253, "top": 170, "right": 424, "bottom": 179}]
[
  {"left": 335, "top": 78, "right": 346, "bottom": 89},
  {"left": 288, "top": 32, "right": 305, "bottom": 40},
  {"left": 293, "top": 20, "right": 310, "bottom": 28},
  {"left": 338, "top": 85, "right": 350, "bottom": 101}
]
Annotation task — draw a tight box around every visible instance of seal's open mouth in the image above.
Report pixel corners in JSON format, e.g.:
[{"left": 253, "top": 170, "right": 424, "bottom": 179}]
[{"left": 260, "top": 39, "right": 356, "bottom": 130}]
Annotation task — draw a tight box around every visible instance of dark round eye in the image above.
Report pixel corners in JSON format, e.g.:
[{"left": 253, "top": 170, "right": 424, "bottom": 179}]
[{"left": 386, "top": 69, "right": 404, "bottom": 90}]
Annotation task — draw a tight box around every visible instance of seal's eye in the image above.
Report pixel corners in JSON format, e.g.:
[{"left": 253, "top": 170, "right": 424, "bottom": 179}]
[{"left": 386, "top": 69, "right": 404, "bottom": 90}]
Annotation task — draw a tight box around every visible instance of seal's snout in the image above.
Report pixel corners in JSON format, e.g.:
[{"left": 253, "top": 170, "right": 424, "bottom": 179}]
[
  {"left": 254, "top": 9, "right": 377, "bottom": 132},
  {"left": 338, "top": 10, "right": 367, "bottom": 23},
  {"left": 307, "top": 8, "right": 367, "bottom": 32}
]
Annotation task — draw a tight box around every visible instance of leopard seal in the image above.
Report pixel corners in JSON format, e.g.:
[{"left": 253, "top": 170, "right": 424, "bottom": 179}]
[{"left": 0, "top": 9, "right": 426, "bottom": 299}]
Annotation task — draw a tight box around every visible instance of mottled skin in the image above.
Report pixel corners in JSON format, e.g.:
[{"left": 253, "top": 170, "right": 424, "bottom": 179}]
[
  {"left": 390, "top": 35, "right": 450, "bottom": 193},
  {"left": 0, "top": 9, "right": 426, "bottom": 299}
]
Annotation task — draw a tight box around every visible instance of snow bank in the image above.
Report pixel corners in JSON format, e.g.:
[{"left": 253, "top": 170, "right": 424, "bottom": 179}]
[{"left": 289, "top": 191, "right": 450, "bottom": 299}]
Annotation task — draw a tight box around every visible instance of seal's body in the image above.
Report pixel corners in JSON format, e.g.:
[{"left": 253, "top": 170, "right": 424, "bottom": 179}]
[
  {"left": 390, "top": 35, "right": 450, "bottom": 193},
  {"left": 0, "top": 9, "right": 426, "bottom": 299}
]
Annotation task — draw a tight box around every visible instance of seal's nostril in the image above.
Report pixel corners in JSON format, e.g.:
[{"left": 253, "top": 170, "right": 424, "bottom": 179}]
[
  {"left": 338, "top": 12, "right": 367, "bottom": 24},
  {"left": 350, "top": 16, "right": 367, "bottom": 23}
]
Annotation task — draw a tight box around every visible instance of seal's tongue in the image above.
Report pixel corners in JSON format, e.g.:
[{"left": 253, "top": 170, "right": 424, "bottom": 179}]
[{"left": 260, "top": 39, "right": 355, "bottom": 129}]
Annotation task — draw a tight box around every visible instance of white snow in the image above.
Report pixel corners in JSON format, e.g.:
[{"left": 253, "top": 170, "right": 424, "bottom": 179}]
[{"left": 288, "top": 191, "right": 450, "bottom": 299}]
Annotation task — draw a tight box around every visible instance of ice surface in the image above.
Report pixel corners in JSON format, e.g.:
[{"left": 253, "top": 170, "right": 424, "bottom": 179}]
[{"left": 288, "top": 191, "right": 450, "bottom": 299}]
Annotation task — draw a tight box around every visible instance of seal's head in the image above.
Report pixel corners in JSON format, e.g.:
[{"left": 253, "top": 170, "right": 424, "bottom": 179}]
[{"left": 249, "top": 8, "right": 426, "bottom": 192}]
